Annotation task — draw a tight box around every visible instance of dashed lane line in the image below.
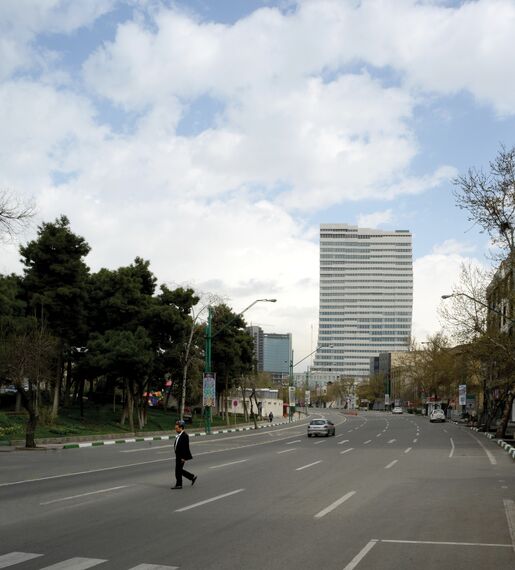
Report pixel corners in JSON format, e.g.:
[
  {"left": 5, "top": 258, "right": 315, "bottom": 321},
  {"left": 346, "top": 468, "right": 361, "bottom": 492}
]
[
  {"left": 449, "top": 438, "right": 455, "bottom": 458},
  {"left": 340, "top": 448, "right": 354, "bottom": 455},
  {"left": 209, "top": 459, "right": 248, "bottom": 469},
  {"left": 342, "top": 540, "right": 378, "bottom": 570},
  {"left": 0, "top": 553, "right": 43, "bottom": 568},
  {"left": 314, "top": 491, "right": 356, "bottom": 519},
  {"left": 175, "top": 489, "right": 244, "bottom": 512},
  {"left": 384, "top": 460, "right": 398, "bottom": 469},
  {"left": 40, "top": 485, "right": 130, "bottom": 506},
  {"left": 337, "top": 439, "right": 350, "bottom": 445},
  {"left": 404, "top": 447, "right": 412, "bottom": 454},
  {"left": 296, "top": 461, "right": 322, "bottom": 471}
]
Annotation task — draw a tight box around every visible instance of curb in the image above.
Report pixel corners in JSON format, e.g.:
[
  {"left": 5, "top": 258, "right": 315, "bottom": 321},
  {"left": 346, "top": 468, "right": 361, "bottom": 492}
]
[
  {"left": 61, "top": 419, "right": 297, "bottom": 449},
  {"left": 467, "top": 425, "right": 515, "bottom": 461}
]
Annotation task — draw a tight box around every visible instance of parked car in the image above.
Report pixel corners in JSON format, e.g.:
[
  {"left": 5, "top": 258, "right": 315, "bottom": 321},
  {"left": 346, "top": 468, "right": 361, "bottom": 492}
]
[
  {"left": 307, "top": 418, "right": 335, "bottom": 437},
  {"left": 392, "top": 406, "right": 403, "bottom": 414},
  {"left": 429, "top": 409, "right": 445, "bottom": 423}
]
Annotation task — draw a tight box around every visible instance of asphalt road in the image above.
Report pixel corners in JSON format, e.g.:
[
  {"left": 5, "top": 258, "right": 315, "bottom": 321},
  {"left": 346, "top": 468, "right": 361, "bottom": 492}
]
[{"left": 1, "top": 410, "right": 514, "bottom": 570}]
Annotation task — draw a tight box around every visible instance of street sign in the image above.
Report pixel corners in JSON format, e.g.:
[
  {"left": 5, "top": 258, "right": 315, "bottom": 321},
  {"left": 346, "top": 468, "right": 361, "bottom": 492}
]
[
  {"left": 232, "top": 399, "right": 238, "bottom": 408},
  {"left": 305, "top": 390, "right": 311, "bottom": 405}
]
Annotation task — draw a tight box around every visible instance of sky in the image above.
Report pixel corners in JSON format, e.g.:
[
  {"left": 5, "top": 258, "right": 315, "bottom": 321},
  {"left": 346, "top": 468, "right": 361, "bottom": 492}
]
[{"left": 1, "top": 0, "right": 514, "bottom": 371}]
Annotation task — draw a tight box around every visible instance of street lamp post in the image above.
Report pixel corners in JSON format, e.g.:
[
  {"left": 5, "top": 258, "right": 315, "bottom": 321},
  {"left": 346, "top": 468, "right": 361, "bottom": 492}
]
[
  {"left": 441, "top": 293, "right": 514, "bottom": 324},
  {"left": 203, "top": 298, "right": 276, "bottom": 433},
  {"left": 289, "top": 344, "right": 334, "bottom": 418}
]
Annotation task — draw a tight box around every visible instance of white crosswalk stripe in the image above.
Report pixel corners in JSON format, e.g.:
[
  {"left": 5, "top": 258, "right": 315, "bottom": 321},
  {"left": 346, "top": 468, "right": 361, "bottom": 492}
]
[
  {"left": 0, "top": 553, "right": 43, "bottom": 568},
  {"left": 130, "top": 564, "right": 179, "bottom": 570},
  {"left": 0, "top": 554, "right": 179, "bottom": 570},
  {"left": 39, "top": 558, "right": 106, "bottom": 570}
]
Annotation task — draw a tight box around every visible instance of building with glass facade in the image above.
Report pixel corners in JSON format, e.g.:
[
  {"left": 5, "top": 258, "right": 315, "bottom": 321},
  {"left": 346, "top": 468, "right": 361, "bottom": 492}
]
[
  {"left": 313, "top": 223, "right": 413, "bottom": 380},
  {"left": 246, "top": 327, "right": 292, "bottom": 382}
]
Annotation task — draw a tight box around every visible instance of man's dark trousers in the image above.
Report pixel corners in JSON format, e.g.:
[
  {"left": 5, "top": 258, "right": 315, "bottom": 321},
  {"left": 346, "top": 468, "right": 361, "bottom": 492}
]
[{"left": 175, "top": 459, "right": 195, "bottom": 486}]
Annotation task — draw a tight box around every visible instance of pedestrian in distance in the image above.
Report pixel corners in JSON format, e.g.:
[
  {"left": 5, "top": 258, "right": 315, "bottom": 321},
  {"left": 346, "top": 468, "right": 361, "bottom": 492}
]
[
  {"left": 268, "top": 411, "right": 273, "bottom": 423},
  {"left": 171, "top": 420, "right": 197, "bottom": 490}
]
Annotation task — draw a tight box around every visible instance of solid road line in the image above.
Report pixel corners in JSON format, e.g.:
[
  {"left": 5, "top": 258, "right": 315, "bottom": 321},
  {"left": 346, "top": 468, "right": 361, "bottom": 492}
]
[
  {"left": 315, "top": 491, "right": 356, "bottom": 519},
  {"left": 467, "top": 431, "right": 497, "bottom": 465},
  {"left": 342, "top": 540, "right": 378, "bottom": 570},
  {"left": 381, "top": 539, "right": 512, "bottom": 548},
  {"left": 503, "top": 499, "right": 515, "bottom": 553},
  {"left": 175, "top": 489, "right": 244, "bottom": 512},
  {"left": 40, "top": 485, "right": 130, "bottom": 505},
  {"left": 277, "top": 449, "right": 295, "bottom": 454},
  {"left": 0, "top": 553, "right": 43, "bottom": 568}
]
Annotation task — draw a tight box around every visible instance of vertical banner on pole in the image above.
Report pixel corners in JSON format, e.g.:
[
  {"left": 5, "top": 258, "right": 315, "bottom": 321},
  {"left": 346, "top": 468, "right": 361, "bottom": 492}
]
[
  {"left": 203, "top": 373, "right": 216, "bottom": 434},
  {"left": 203, "top": 373, "right": 216, "bottom": 407},
  {"left": 458, "top": 384, "right": 467, "bottom": 406}
]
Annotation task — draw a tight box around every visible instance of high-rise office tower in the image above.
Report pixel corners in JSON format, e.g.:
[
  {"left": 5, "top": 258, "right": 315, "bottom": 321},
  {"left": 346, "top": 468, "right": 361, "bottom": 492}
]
[{"left": 313, "top": 223, "right": 413, "bottom": 379}]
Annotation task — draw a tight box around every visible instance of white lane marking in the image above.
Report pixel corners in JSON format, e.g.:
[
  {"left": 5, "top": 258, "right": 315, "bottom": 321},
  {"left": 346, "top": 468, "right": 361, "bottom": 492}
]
[
  {"left": 336, "top": 433, "right": 347, "bottom": 438},
  {"left": 340, "top": 448, "right": 354, "bottom": 455},
  {"left": 404, "top": 447, "right": 412, "bottom": 454},
  {"left": 387, "top": 439, "right": 396, "bottom": 444},
  {"left": 502, "top": 486, "right": 509, "bottom": 489},
  {"left": 338, "top": 439, "right": 350, "bottom": 445},
  {"left": 286, "top": 440, "right": 301, "bottom": 444},
  {"left": 504, "top": 499, "right": 515, "bottom": 553},
  {"left": 443, "top": 429, "right": 448, "bottom": 433},
  {"left": 0, "top": 458, "right": 170, "bottom": 488},
  {"left": 364, "top": 440, "right": 372, "bottom": 445},
  {"left": 122, "top": 445, "right": 171, "bottom": 453},
  {"left": 385, "top": 460, "right": 398, "bottom": 469},
  {"left": 296, "top": 461, "right": 323, "bottom": 471},
  {"left": 342, "top": 540, "right": 378, "bottom": 570},
  {"left": 376, "top": 434, "right": 382, "bottom": 437},
  {"left": 0, "top": 429, "right": 317, "bottom": 488},
  {"left": 40, "top": 485, "right": 130, "bottom": 505},
  {"left": 175, "top": 489, "right": 244, "bottom": 512},
  {"left": 129, "top": 564, "right": 179, "bottom": 570},
  {"left": 39, "top": 558, "right": 106, "bottom": 570},
  {"left": 209, "top": 459, "right": 248, "bottom": 470},
  {"left": 313, "top": 440, "right": 327, "bottom": 445},
  {"left": 315, "top": 491, "right": 356, "bottom": 519},
  {"left": 413, "top": 438, "right": 418, "bottom": 443},
  {"left": 0, "top": 553, "right": 43, "bottom": 568},
  {"left": 449, "top": 438, "right": 455, "bottom": 458},
  {"left": 467, "top": 431, "right": 497, "bottom": 465},
  {"left": 381, "top": 539, "right": 512, "bottom": 548},
  {"left": 277, "top": 449, "right": 295, "bottom": 454}
]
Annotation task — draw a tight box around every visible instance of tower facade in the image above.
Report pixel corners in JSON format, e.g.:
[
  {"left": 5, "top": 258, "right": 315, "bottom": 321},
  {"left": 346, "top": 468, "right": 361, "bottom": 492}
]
[{"left": 313, "top": 223, "right": 413, "bottom": 379}]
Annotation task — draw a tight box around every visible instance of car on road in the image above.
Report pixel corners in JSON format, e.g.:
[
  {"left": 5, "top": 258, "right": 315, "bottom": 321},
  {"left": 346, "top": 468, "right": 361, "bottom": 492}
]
[
  {"left": 392, "top": 406, "right": 403, "bottom": 414},
  {"left": 307, "top": 418, "right": 335, "bottom": 437},
  {"left": 429, "top": 408, "right": 446, "bottom": 423}
]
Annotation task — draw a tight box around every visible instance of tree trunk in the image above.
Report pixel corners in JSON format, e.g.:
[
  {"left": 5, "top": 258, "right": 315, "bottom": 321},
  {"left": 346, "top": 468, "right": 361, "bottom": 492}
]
[
  {"left": 495, "top": 386, "right": 515, "bottom": 439},
  {"left": 63, "top": 357, "right": 73, "bottom": 407},
  {"left": 127, "top": 379, "right": 135, "bottom": 432},
  {"left": 18, "top": 387, "right": 37, "bottom": 448},
  {"left": 78, "top": 377, "right": 85, "bottom": 418},
  {"left": 51, "top": 342, "right": 64, "bottom": 420}
]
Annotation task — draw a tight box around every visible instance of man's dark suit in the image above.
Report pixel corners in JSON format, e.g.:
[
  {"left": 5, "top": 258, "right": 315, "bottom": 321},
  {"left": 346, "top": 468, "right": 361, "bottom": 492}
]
[{"left": 174, "top": 430, "right": 195, "bottom": 487}]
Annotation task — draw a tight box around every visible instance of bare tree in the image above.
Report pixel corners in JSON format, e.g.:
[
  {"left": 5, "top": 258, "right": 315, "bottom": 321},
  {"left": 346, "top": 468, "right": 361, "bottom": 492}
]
[
  {"left": 0, "top": 190, "right": 34, "bottom": 239},
  {"left": 453, "top": 144, "right": 515, "bottom": 260}
]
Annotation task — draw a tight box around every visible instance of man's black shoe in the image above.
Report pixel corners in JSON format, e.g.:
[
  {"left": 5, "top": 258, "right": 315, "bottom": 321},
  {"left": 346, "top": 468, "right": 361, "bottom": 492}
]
[
  {"left": 191, "top": 476, "right": 197, "bottom": 486},
  {"left": 171, "top": 485, "right": 182, "bottom": 489}
]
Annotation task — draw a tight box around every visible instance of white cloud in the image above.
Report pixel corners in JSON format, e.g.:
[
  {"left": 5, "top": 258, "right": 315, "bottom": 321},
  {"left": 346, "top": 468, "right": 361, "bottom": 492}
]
[
  {"left": 357, "top": 209, "right": 394, "bottom": 228},
  {"left": 0, "top": 1, "right": 116, "bottom": 80},
  {"left": 432, "top": 239, "right": 477, "bottom": 256},
  {"left": 412, "top": 248, "right": 486, "bottom": 342}
]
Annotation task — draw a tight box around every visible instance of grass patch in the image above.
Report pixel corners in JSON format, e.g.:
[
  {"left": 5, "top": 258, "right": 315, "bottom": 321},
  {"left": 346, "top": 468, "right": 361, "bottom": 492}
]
[{"left": 0, "top": 403, "right": 249, "bottom": 440}]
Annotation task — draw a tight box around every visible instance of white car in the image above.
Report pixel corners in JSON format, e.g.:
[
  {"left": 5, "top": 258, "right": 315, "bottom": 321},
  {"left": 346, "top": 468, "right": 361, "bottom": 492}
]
[
  {"left": 429, "top": 409, "right": 445, "bottom": 423},
  {"left": 392, "top": 406, "right": 403, "bottom": 414}
]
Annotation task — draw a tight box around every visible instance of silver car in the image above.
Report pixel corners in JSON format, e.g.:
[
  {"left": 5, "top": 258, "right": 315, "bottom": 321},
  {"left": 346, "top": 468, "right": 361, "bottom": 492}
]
[
  {"left": 307, "top": 418, "right": 336, "bottom": 437},
  {"left": 429, "top": 409, "right": 445, "bottom": 423}
]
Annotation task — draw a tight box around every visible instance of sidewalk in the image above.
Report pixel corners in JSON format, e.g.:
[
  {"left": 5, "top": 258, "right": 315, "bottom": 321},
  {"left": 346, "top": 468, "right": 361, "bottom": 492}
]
[{"left": 2, "top": 416, "right": 304, "bottom": 451}]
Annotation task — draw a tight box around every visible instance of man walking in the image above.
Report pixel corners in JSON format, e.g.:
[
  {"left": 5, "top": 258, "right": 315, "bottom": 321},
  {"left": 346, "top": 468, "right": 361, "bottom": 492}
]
[{"left": 171, "top": 420, "right": 197, "bottom": 489}]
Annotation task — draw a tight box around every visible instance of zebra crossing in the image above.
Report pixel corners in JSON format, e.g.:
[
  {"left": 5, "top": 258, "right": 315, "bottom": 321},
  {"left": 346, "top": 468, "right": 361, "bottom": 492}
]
[{"left": 0, "top": 553, "right": 178, "bottom": 570}]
